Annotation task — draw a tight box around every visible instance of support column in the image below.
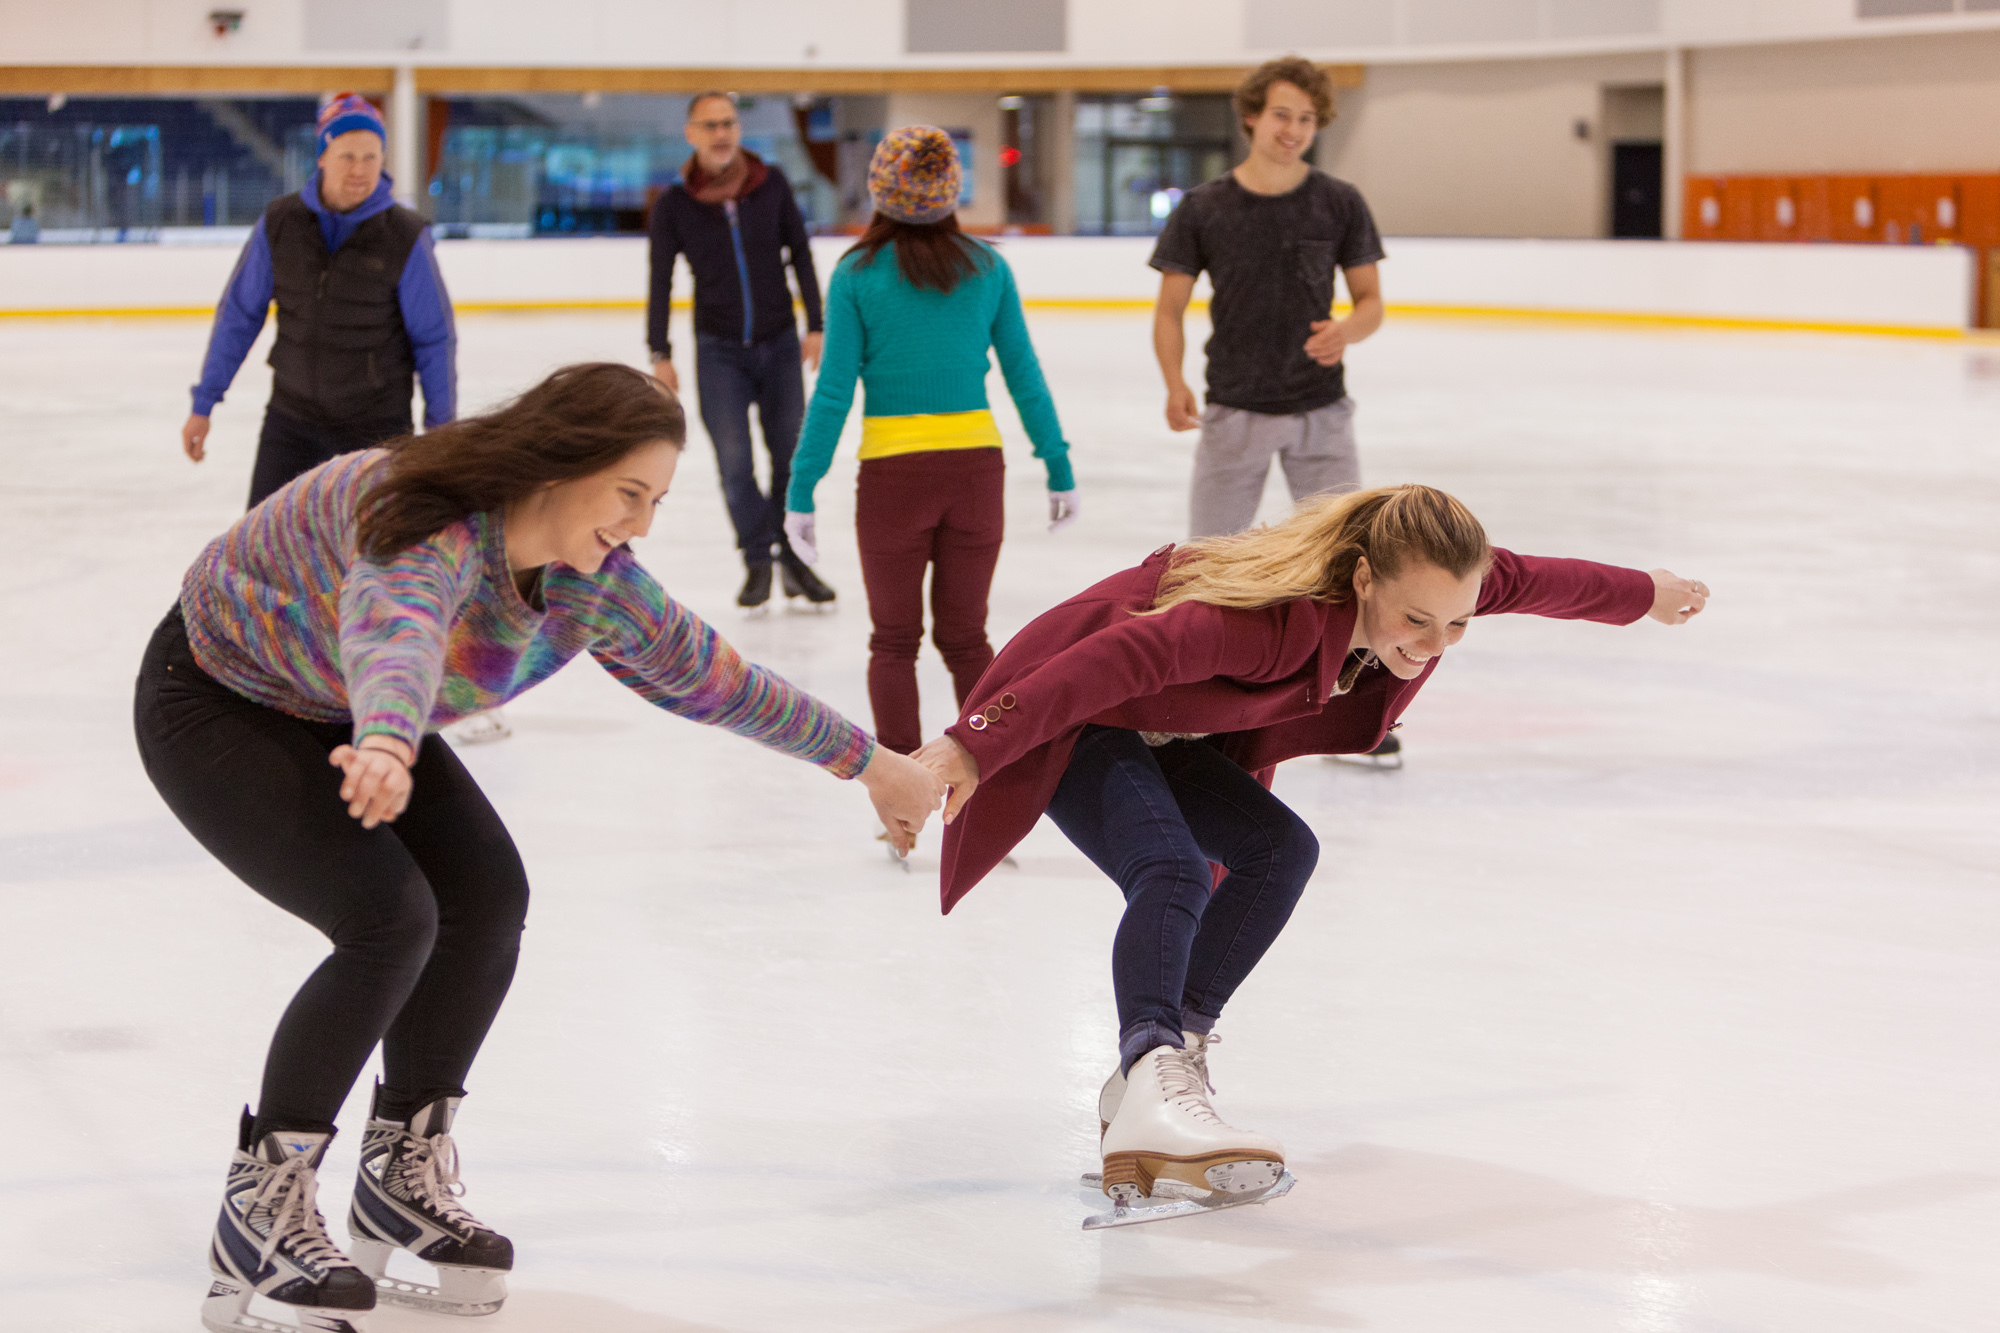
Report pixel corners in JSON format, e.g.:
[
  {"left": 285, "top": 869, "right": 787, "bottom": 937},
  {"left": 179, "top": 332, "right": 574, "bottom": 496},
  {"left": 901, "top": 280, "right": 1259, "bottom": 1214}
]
[
  {"left": 389, "top": 64, "right": 419, "bottom": 207},
  {"left": 1046, "top": 90, "right": 1076, "bottom": 235},
  {"left": 1662, "top": 46, "right": 1687, "bottom": 240}
]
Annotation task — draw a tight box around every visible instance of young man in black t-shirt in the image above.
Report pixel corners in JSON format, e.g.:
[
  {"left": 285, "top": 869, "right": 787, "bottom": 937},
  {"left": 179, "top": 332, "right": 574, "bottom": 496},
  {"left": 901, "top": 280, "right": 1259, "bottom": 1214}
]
[{"left": 1150, "top": 57, "right": 1386, "bottom": 540}]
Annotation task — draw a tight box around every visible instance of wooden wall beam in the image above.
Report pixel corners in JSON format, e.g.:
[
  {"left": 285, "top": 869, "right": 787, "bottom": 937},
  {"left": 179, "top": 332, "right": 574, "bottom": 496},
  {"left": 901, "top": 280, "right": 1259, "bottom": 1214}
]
[
  {"left": 416, "top": 64, "right": 1365, "bottom": 95},
  {"left": 0, "top": 66, "right": 393, "bottom": 95},
  {"left": 1, "top": 63, "right": 1363, "bottom": 99}
]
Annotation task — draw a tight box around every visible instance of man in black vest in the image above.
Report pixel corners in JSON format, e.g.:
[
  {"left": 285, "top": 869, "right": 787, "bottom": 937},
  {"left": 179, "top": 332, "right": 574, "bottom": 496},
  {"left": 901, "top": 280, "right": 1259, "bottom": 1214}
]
[
  {"left": 648, "top": 91, "right": 834, "bottom": 612},
  {"left": 183, "top": 93, "right": 456, "bottom": 509}
]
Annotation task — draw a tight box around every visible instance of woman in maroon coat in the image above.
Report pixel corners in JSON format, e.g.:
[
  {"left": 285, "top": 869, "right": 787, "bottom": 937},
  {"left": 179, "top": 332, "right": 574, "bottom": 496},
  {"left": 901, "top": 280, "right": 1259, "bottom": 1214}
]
[{"left": 913, "top": 484, "right": 1708, "bottom": 1213}]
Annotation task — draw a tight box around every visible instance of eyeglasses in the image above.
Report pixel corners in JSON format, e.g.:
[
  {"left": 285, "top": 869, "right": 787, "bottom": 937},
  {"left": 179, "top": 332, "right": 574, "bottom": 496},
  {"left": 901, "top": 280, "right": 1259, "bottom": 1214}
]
[{"left": 690, "top": 118, "right": 739, "bottom": 132}]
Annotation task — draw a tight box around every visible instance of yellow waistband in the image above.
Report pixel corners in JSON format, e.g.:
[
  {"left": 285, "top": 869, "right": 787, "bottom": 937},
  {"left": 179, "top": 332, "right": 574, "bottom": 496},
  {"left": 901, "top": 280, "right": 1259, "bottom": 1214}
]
[{"left": 857, "top": 410, "right": 1003, "bottom": 460}]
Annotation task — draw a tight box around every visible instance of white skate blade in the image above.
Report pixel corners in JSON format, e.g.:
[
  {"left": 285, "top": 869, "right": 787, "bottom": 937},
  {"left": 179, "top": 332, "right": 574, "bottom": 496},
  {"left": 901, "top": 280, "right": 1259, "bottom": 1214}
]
[
  {"left": 202, "top": 1277, "right": 369, "bottom": 1333},
  {"left": 878, "top": 832, "right": 913, "bottom": 871},
  {"left": 443, "top": 713, "right": 512, "bottom": 747},
  {"left": 1325, "top": 751, "right": 1401, "bottom": 771},
  {"left": 1078, "top": 1169, "right": 1296, "bottom": 1230},
  {"left": 782, "top": 598, "right": 835, "bottom": 615},
  {"left": 351, "top": 1238, "right": 506, "bottom": 1317}
]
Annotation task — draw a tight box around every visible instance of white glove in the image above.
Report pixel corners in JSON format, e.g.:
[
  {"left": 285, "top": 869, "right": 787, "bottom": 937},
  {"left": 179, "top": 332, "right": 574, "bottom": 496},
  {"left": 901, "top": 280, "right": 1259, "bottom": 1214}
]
[
  {"left": 1047, "top": 489, "right": 1080, "bottom": 533},
  {"left": 783, "top": 510, "right": 819, "bottom": 565}
]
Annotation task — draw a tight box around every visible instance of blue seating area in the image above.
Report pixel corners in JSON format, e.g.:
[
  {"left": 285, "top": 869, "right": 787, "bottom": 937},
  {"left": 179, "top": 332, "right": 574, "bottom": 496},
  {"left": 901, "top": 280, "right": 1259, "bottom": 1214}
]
[{"left": 0, "top": 97, "right": 318, "bottom": 226}]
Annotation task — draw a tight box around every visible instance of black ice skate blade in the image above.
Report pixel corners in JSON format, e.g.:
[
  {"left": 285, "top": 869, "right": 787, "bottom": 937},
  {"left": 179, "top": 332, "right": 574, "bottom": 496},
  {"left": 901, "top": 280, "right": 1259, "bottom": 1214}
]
[
  {"left": 352, "top": 1238, "right": 507, "bottom": 1316},
  {"left": 1078, "top": 1169, "right": 1296, "bottom": 1230},
  {"left": 782, "top": 598, "right": 836, "bottom": 615}
]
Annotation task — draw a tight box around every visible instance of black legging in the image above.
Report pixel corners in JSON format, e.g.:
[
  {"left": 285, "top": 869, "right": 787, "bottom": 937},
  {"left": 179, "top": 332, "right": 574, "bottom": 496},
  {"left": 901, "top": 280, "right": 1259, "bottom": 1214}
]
[{"left": 134, "top": 608, "right": 528, "bottom": 1134}]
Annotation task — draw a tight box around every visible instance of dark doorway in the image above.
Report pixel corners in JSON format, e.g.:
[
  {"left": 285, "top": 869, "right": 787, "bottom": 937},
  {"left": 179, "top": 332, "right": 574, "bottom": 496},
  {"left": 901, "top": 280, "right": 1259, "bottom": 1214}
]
[{"left": 1611, "top": 142, "right": 1663, "bottom": 238}]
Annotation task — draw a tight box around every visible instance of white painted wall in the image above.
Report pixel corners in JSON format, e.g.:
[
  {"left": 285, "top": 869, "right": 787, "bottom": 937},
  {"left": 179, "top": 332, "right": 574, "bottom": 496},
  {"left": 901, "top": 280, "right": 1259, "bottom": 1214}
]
[
  {"left": 5, "top": 0, "right": 2000, "bottom": 66},
  {"left": 0, "top": 234, "right": 1974, "bottom": 332}
]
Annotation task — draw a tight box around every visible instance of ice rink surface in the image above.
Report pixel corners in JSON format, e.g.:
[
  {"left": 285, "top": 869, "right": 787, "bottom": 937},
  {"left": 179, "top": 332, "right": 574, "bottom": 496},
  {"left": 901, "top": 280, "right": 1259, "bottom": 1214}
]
[{"left": 2, "top": 303, "right": 1997, "bottom": 1332}]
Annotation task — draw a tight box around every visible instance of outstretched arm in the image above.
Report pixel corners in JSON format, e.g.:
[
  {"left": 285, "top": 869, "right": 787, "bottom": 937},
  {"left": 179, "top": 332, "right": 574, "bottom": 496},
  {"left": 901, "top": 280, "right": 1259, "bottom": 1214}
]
[{"left": 589, "top": 559, "right": 942, "bottom": 848}]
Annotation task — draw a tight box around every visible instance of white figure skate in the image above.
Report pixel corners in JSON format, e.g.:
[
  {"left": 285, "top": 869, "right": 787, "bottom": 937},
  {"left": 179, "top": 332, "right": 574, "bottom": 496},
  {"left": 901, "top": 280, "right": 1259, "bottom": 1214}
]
[
  {"left": 203, "top": 1115, "right": 375, "bottom": 1333},
  {"left": 347, "top": 1092, "right": 511, "bottom": 1316},
  {"left": 1097, "top": 1031, "right": 1218, "bottom": 1136},
  {"left": 1083, "top": 1043, "right": 1294, "bottom": 1230}
]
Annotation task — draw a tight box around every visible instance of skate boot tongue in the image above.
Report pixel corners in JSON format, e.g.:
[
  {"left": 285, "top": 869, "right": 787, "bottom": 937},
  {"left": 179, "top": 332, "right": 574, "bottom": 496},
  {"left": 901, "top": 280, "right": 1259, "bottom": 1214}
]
[
  {"left": 408, "top": 1095, "right": 461, "bottom": 1139},
  {"left": 257, "top": 1129, "right": 333, "bottom": 1168}
]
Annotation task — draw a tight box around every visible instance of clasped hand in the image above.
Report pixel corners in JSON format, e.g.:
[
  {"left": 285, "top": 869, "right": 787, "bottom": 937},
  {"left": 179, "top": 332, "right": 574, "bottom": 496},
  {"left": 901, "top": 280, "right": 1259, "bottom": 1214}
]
[
  {"left": 860, "top": 746, "right": 947, "bottom": 854},
  {"left": 329, "top": 736, "right": 414, "bottom": 828},
  {"left": 912, "top": 734, "right": 980, "bottom": 824}
]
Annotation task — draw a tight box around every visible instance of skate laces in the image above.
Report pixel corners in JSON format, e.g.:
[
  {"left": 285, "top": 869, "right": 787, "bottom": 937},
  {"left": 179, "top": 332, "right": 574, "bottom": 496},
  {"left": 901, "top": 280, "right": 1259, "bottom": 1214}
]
[
  {"left": 391, "top": 1129, "right": 481, "bottom": 1230},
  {"left": 247, "top": 1157, "right": 350, "bottom": 1271},
  {"left": 1155, "top": 1047, "right": 1225, "bottom": 1125},
  {"left": 1194, "top": 1033, "right": 1218, "bottom": 1095}
]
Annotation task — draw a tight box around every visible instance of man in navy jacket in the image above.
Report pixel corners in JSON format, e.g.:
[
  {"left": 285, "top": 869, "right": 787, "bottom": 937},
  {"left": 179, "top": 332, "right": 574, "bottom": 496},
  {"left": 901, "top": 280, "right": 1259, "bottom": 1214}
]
[
  {"left": 181, "top": 93, "right": 456, "bottom": 509},
  {"left": 648, "top": 92, "right": 832, "bottom": 611}
]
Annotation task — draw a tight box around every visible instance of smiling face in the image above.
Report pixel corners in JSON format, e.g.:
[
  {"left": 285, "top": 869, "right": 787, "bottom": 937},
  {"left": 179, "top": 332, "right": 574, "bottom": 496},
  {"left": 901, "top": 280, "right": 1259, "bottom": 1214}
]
[
  {"left": 528, "top": 440, "right": 680, "bottom": 575},
  {"left": 1350, "top": 556, "right": 1484, "bottom": 680},
  {"left": 317, "top": 129, "right": 383, "bottom": 213},
  {"left": 1243, "top": 80, "right": 1321, "bottom": 169}
]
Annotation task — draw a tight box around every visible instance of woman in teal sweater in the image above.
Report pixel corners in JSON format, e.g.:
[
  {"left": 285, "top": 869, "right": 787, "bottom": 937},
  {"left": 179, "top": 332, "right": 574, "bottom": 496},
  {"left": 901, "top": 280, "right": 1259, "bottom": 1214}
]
[{"left": 785, "top": 126, "right": 1078, "bottom": 770}]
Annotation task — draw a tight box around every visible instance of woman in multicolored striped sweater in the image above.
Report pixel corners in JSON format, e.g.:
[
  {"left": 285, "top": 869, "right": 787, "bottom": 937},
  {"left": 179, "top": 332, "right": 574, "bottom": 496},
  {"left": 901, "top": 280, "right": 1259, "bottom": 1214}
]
[{"left": 135, "top": 363, "right": 943, "bottom": 1332}]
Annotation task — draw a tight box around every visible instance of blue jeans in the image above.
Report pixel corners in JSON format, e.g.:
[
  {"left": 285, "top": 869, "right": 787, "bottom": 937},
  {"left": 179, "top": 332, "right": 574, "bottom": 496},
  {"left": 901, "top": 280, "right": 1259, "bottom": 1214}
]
[
  {"left": 694, "top": 327, "right": 804, "bottom": 567},
  {"left": 1046, "top": 727, "right": 1320, "bottom": 1073}
]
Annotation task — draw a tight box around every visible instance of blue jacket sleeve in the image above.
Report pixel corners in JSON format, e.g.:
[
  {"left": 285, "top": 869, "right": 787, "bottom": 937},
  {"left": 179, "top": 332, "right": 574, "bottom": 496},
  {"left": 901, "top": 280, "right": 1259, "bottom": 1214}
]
[
  {"left": 988, "top": 258, "right": 1075, "bottom": 492},
  {"left": 785, "top": 260, "right": 864, "bottom": 514},
  {"left": 397, "top": 230, "right": 457, "bottom": 427},
  {"left": 190, "top": 218, "right": 274, "bottom": 416}
]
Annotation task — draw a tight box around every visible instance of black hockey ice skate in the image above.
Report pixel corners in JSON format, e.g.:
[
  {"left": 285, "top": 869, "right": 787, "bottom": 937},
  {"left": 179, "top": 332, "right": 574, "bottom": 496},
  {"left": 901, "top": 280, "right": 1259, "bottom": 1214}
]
[
  {"left": 348, "top": 1090, "right": 512, "bottom": 1316},
  {"left": 203, "top": 1113, "right": 375, "bottom": 1333},
  {"left": 778, "top": 552, "right": 837, "bottom": 610}
]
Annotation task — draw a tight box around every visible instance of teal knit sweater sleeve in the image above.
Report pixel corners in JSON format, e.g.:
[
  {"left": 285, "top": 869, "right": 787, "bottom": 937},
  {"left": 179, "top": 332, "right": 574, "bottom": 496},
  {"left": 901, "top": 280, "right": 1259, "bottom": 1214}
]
[
  {"left": 787, "top": 258, "right": 864, "bottom": 514},
  {"left": 988, "top": 257, "right": 1075, "bottom": 493}
]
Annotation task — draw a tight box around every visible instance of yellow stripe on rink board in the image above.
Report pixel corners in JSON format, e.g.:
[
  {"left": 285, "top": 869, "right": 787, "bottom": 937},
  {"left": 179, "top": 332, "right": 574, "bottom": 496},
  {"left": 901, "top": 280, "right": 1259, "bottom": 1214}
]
[{"left": 0, "top": 295, "right": 1979, "bottom": 341}]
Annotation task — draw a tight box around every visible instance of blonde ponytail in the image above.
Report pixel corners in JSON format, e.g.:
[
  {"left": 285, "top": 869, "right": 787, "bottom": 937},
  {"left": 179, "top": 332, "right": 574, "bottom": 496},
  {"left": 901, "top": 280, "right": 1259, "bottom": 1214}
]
[{"left": 1145, "top": 484, "right": 1491, "bottom": 615}]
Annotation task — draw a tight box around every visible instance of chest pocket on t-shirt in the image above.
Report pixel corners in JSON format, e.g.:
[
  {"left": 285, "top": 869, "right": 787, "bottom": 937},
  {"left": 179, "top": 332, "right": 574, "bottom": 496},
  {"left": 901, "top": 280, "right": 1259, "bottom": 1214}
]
[{"left": 1295, "top": 240, "right": 1336, "bottom": 306}]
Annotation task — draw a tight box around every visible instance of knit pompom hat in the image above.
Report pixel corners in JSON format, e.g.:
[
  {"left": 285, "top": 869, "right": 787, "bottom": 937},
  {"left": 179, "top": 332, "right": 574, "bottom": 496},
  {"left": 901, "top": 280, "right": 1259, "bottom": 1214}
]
[
  {"left": 867, "top": 126, "right": 962, "bottom": 225},
  {"left": 317, "top": 92, "right": 386, "bottom": 154}
]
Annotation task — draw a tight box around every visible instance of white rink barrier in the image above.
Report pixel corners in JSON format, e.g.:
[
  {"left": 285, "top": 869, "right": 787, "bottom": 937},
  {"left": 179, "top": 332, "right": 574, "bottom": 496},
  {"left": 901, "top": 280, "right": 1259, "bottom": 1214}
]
[{"left": 0, "top": 232, "right": 1977, "bottom": 335}]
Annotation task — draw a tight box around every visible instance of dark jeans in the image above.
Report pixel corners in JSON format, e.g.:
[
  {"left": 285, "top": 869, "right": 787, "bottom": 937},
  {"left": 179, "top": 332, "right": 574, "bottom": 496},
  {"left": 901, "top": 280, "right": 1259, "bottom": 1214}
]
[
  {"left": 1046, "top": 727, "right": 1319, "bottom": 1073},
  {"left": 134, "top": 608, "right": 528, "bottom": 1134},
  {"left": 249, "top": 406, "right": 412, "bottom": 510},
  {"left": 694, "top": 327, "right": 804, "bottom": 567},
  {"left": 855, "top": 449, "right": 1005, "bottom": 754}
]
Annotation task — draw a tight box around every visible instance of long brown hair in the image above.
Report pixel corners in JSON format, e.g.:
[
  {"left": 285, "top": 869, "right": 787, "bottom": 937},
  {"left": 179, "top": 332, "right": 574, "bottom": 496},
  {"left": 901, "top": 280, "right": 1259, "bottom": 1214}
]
[
  {"left": 1146, "top": 485, "right": 1490, "bottom": 615},
  {"left": 356, "top": 362, "right": 684, "bottom": 561},
  {"left": 847, "top": 212, "right": 986, "bottom": 293}
]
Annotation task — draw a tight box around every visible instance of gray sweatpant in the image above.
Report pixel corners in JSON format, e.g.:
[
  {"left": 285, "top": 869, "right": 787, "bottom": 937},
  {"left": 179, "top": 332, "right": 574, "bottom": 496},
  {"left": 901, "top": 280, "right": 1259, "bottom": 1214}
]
[{"left": 1189, "top": 397, "right": 1360, "bottom": 539}]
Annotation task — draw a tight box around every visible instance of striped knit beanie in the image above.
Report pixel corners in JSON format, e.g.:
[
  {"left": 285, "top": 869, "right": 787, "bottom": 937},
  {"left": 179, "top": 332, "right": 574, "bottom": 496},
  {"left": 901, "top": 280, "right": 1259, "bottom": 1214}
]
[
  {"left": 867, "top": 126, "right": 961, "bottom": 225},
  {"left": 317, "top": 93, "right": 386, "bottom": 154}
]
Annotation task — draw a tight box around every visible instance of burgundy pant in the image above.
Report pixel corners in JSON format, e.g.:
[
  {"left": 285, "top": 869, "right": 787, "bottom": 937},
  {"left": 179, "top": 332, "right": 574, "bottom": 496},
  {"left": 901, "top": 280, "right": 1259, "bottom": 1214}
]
[{"left": 855, "top": 448, "right": 1005, "bottom": 754}]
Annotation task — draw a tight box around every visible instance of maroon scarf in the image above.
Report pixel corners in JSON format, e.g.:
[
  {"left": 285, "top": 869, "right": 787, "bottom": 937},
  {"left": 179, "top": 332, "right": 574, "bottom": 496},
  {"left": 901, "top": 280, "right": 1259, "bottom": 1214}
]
[{"left": 682, "top": 148, "right": 769, "bottom": 204}]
